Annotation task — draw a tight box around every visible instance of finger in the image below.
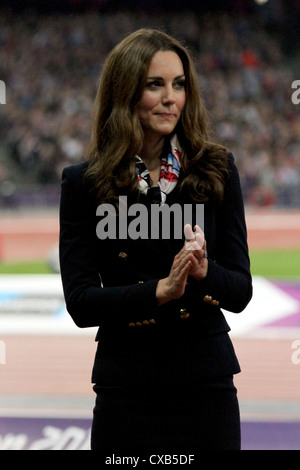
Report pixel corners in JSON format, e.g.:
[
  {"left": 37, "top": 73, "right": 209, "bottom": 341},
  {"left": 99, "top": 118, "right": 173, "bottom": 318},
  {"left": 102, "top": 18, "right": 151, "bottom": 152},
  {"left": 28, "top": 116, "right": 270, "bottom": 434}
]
[
  {"left": 184, "top": 224, "right": 197, "bottom": 251},
  {"left": 173, "top": 250, "right": 192, "bottom": 272},
  {"left": 169, "top": 257, "right": 192, "bottom": 294},
  {"left": 185, "top": 224, "right": 206, "bottom": 251},
  {"left": 194, "top": 224, "right": 204, "bottom": 235},
  {"left": 194, "top": 225, "right": 205, "bottom": 249},
  {"left": 186, "top": 233, "right": 203, "bottom": 252},
  {"left": 172, "top": 253, "right": 194, "bottom": 282},
  {"left": 178, "top": 259, "right": 192, "bottom": 285},
  {"left": 188, "top": 252, "right": 200, "bottom": 269},
  {"left": 173, "top": 247, "right": 190, "bottom": 267},
  {"left": 201, "top": 240, "right": 208, "bottom": 259},
  {"left": 184, "top": 224, "right": 195, "bottom": 241},
  {"left": 195, "top": 231, "right": 204, "bottom": 250}
]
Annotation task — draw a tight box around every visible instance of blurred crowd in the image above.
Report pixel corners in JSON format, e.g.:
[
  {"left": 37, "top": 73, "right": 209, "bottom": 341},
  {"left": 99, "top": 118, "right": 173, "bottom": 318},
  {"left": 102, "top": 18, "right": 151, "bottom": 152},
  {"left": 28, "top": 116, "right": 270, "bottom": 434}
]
[{"left": 0, "top": 10, "right": 299, "bottom": 207}]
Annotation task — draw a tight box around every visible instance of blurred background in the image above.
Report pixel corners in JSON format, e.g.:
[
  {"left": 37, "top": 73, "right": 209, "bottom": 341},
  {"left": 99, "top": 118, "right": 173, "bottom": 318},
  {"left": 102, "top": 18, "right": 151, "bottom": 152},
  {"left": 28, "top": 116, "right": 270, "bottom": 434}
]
[
  {"left": 0, "top": 0, "right": 299, "bottom": 210},
  {"left": 0, "top": 0, "right": 300, "bottom": 451}
]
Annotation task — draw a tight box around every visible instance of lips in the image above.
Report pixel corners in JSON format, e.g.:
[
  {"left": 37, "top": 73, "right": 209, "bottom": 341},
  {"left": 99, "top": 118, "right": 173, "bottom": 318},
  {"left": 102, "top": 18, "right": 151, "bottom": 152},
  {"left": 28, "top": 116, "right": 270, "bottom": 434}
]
[{"left": 156, "top": 113, "right": 176, "bottom": 119}]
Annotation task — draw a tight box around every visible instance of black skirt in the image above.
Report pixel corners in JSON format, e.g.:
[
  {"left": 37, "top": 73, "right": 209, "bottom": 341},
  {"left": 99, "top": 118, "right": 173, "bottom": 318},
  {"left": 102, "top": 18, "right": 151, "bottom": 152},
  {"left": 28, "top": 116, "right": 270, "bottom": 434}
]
[{"left": 91, "top": 375, "right": 240, "bottom": 453}]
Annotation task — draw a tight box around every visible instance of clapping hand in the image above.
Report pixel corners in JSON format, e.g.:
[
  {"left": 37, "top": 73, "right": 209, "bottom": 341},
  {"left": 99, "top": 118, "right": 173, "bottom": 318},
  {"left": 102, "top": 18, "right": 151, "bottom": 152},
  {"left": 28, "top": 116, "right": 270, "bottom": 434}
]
[{"left": 156, "top": 224, "right": 208, "bottom": 305}]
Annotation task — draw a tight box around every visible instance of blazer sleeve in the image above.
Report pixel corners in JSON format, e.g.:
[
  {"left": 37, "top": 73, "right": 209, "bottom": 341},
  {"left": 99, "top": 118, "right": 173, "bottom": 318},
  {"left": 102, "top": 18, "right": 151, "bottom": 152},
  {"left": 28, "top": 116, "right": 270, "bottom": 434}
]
[
  {"left": 59, "top": 164, "right": 159, "bottom": 329},
  {"left": 184, "top": 153, "right": 252, "bottom": 314}
]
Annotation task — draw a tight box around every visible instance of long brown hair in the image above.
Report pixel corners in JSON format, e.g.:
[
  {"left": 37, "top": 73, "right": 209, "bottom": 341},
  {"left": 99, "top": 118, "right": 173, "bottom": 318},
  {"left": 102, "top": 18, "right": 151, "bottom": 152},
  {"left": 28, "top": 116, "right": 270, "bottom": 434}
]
[{"left": 85, "top": 28, "right": 229, "bottom": 204}]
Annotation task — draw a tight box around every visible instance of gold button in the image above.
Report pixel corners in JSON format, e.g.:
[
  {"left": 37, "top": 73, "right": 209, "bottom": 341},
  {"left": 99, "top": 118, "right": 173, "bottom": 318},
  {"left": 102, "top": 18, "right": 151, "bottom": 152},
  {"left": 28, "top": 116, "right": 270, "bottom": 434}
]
[
  {"left": 149, "top": 319, "right": 156, "bottom": 324},
  {"left": 180, "top": 313, "right": 190, "bottom": 319},
  {"left": 211, "top": 300, "right": 219, "bottom": 306},
  {"left": 138, "top": 281, "right": 144, "bottom": 284},
  {"left": 136, "top": 321, "right": 142, "bottom": 326},
  {"left": 143, "top": 320, "right": 149, "bottom": 325},
  {"left": 118, "top": 252, "right": 128, "bottom": 259},
  {"left": 128, "top": 322, "right": 136, "bottom": 327},
  {"left": 203, "top": 295, "right": 212, "bottom": 303},
  {"left": 180, "top": 308, "right": 190, "bottom": 319}
]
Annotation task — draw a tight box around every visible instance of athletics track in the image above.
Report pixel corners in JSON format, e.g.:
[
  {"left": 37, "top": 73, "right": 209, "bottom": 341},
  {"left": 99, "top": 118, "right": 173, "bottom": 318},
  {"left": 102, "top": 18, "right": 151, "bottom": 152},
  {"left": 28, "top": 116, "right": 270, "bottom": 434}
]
[{"left": 0, "top": 208, "right": 300, "bottom": 450}]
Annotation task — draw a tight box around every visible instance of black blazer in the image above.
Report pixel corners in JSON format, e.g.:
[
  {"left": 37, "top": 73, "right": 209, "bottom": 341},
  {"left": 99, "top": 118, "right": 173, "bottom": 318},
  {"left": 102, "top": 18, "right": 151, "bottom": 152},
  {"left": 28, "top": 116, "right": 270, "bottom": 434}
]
[{"left": 59, "top": 153, "right": 252, "bottom": 387}]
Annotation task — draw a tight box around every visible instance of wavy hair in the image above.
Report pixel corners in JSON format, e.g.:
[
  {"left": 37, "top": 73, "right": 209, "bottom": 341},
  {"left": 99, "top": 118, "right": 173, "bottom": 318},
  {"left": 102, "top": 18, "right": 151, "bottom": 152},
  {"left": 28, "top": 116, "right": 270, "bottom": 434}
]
[{"left": 85, "top": 28, "right": 229, "bottom": 204}]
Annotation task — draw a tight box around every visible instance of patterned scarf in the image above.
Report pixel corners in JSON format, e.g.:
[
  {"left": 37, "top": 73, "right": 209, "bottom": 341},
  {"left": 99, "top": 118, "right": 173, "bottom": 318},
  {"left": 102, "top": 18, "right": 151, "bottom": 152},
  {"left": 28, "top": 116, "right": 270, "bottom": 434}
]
[{"left": 135, "top": 135, "right": 181, "bottom": 205}]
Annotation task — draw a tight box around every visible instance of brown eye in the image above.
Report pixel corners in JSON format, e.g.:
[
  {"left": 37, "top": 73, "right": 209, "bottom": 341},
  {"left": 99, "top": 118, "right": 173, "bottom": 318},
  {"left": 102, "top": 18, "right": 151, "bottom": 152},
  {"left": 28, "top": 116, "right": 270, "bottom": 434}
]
[
  {"left": 174, "top": 80, "right": 185, "bottom": 90},
  {"left": 146, "top": 81, "right": 161, "bottom": 90}
]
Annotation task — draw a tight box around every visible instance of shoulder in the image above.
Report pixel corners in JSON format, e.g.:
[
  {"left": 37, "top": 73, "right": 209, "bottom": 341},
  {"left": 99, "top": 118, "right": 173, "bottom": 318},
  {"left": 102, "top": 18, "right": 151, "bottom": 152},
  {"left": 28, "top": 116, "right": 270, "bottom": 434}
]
[
  {"left": 60, "top": 161, "right": 97, "bottom": 215},
  {"left": 61, "top": 160, "right": 89, "bottom": 184},
  {"left": 227, "top": 151, "right": 237, "bottom": 169},
  {"left": 227, "top": 151, "right": 234, "bottom": 165},
  {"left": 60, "top": 161, "right": 94, "bottom": 203},
  {"left": 223, "top": 152, "right": 244, "bottom": 202},
  {"left": 226, "top": 152, "right": 241, "bottom": 181}
]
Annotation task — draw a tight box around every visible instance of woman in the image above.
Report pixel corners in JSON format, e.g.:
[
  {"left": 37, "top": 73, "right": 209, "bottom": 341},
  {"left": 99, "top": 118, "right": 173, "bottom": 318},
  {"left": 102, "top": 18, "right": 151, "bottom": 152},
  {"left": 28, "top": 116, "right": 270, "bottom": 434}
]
[{"left": 59, "top": 28, "right": 252, "bottom": 453}]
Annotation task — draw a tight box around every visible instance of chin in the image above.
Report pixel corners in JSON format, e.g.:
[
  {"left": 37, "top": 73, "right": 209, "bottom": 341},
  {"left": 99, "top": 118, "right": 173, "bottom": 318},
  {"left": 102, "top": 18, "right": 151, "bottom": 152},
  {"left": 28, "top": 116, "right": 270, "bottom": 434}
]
[{"left": 157, "top": 125, "right": 176, "bottom": 135}]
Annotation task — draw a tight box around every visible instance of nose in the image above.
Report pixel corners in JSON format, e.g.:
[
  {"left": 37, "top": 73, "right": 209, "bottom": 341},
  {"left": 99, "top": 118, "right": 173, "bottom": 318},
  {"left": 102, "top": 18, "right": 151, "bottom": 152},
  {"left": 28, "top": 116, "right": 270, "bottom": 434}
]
[{"left": 162, "top": 85, "right": 176, "bottom": 105}]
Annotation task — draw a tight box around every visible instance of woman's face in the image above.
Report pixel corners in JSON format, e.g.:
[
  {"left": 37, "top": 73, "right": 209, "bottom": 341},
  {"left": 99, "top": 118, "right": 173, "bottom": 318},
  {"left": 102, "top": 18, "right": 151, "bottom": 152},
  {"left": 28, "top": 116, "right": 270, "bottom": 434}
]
[{"left": 138, "top": 50, "right": 186, "bottom": 141}]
